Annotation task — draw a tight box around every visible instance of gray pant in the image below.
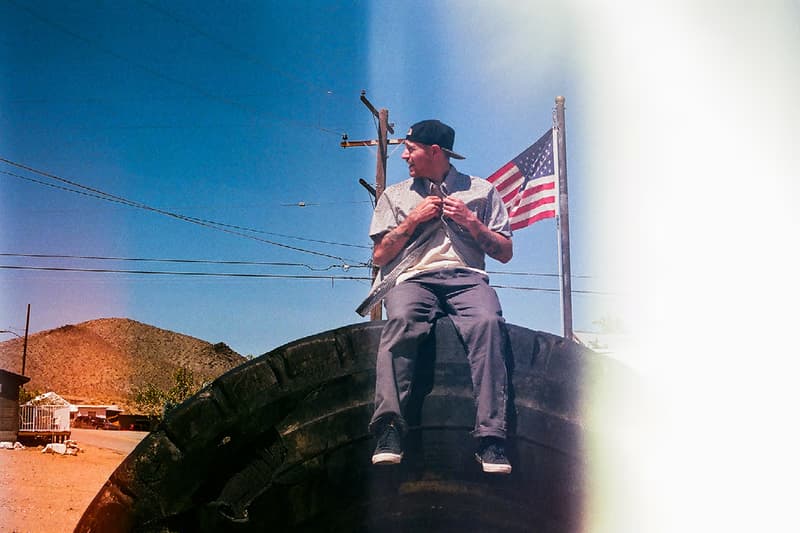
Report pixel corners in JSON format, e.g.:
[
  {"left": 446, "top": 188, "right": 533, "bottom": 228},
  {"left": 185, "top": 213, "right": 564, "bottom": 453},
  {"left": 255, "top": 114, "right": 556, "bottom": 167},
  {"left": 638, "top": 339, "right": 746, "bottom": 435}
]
[{"left": 369, "top": 268, "right": 509, "bottom": 440}]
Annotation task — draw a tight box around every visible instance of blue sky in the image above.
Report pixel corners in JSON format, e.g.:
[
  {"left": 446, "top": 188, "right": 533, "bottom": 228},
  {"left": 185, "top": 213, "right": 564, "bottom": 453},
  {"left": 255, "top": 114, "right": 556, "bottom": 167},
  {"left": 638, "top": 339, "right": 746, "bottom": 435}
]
[
  {"left": 2, "top": 2, "right": 800, "bottom": 530},
  {"left": 1, "top": 0, "right": 599, "bottom": 357}
]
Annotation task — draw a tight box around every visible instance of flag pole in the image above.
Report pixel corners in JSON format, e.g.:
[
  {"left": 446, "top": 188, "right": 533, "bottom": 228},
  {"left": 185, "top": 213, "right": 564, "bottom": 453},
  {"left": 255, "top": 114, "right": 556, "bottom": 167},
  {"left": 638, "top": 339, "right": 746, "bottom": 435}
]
[{"left": 554, "top": 96, "right": 573, "bottom": 340}]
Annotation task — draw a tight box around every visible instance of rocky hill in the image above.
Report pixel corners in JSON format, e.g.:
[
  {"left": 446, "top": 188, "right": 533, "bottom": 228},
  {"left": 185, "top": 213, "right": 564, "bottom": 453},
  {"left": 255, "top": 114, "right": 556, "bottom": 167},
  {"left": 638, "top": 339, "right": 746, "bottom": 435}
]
[{"left": 0, "top": 318, "right": 246, "bottom": 412}]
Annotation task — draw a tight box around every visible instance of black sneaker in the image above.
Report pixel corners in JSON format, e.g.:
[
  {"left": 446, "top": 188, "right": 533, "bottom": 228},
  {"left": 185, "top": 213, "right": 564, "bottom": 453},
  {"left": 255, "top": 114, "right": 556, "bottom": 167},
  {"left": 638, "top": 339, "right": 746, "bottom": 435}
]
[
  {"left": 372, "top": 423, "right": 403, "bottom": 465},
  {"left": 475, "top": 437, "right": 512, "bottom": 474}
]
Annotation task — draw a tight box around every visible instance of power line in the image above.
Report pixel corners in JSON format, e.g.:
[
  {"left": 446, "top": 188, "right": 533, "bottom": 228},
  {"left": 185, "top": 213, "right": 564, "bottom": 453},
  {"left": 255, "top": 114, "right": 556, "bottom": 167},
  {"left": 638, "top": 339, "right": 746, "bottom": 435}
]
[
  {"left": 491, "top": 285, "right": 616, "bottom": 296},
  {"left": 0, "top": 253, "right": 369, "bottom": 271},
  {"left": 488, "top": 270, "right": 594, "bottom": 279},
  {"left": 176, "top": 214, "right": 371, "bottom": 250},
  {"left": 0, "top": 253, "right": 603, "bottom": 283},
  {"left": 1, "top": 163, "right": 604, "bottom": 283},
  {"left": 2, "top": 179, "right": 372, "bottom": 212},
  {"left": 1, "top": 164, "right": 604, "bottom": 280},
  {"left": 0, "top": 164, "right": 367, "bottom": 259},
  {"left": 0, "top": 264, "right": 613, "bottom": 295},
  {"left": 0, "top": 264, "right": 371, "bottom": 280},
  {"left": 0, "top": 158, "right": 370, "bottom": 265}
]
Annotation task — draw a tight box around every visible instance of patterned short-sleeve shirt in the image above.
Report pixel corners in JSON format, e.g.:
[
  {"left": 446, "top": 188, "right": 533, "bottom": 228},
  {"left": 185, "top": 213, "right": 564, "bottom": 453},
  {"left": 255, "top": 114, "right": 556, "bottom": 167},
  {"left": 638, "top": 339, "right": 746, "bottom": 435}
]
[{"left": 369, "top": 166, "right": 512, "bottom": 280}]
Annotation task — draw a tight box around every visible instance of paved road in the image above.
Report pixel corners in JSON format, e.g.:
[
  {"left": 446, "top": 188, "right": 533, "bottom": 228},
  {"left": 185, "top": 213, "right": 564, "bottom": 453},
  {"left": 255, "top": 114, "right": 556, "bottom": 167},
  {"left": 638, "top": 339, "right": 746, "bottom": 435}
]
[{"left": 70, "top": 428, "right": 149, "bottom": 454}]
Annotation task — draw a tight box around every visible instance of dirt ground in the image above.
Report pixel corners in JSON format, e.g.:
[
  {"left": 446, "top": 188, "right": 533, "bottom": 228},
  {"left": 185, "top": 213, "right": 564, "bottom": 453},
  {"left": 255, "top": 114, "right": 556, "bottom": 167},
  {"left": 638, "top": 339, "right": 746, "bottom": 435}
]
[{"left": 0, "top": 442, "right": 127, "bottom": 533}]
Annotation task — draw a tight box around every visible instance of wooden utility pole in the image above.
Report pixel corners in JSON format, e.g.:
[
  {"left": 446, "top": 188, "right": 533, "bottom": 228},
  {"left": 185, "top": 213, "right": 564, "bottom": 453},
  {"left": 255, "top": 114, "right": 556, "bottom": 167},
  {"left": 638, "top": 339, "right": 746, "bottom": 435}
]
[
  {"left": 555, "top": 96, "right": 573, "bottom": 340},
  {"left": 368, "top": 108, "right": 389, "bottom": 321},
  {"left": 341, "top": 91, "right": 401, "bottom": 320}
]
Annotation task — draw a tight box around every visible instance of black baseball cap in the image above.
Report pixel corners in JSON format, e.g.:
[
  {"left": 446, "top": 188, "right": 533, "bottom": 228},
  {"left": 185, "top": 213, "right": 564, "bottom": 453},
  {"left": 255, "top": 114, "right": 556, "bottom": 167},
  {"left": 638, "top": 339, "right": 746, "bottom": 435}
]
[{"left": 405, "top": 119, "right": 466, "bottom": 160}]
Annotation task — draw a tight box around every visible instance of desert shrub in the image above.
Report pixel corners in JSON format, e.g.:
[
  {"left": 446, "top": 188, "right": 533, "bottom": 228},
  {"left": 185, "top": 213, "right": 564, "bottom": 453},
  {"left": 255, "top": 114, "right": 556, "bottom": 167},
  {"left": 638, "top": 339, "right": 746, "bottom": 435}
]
[{"left": 130, "top": 367, "right": 203, "bottom": 420}]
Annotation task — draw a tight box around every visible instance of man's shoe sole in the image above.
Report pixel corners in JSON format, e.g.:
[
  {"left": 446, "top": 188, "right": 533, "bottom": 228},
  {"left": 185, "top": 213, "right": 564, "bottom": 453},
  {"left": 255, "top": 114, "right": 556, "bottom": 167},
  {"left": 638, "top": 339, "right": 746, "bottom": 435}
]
[
  {"left": 475, "top": 454, "right": 512, "bottom": 474},
  {"left": 372, "top": 452, "right": 403, "bottom": 465}
]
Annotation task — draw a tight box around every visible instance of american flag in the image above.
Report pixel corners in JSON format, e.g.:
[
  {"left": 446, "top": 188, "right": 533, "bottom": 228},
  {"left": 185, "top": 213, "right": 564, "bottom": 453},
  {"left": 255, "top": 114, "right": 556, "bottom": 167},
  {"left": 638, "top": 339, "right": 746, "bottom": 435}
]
[{"left": 487, "top": 129, "right": 557, "bottom": 231}]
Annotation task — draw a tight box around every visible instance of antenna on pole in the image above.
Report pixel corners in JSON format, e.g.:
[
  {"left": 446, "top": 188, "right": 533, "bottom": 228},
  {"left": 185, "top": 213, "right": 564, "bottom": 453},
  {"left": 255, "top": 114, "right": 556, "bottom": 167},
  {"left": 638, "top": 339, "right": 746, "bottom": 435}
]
[
  {"left": 359, "top": 90, "right": 394, "bottom": 135},
  {"left": 358, "top": 178, "right": 377, "bottom": 207}
]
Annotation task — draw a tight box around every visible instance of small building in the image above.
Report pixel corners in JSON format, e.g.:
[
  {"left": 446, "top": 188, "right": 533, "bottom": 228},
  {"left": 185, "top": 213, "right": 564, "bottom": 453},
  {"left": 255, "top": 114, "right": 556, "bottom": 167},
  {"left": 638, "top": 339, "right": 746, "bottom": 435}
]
[
  {"left": 117, "top": 412, "right": 154, "bottom": 431},
  {"left": 0, "top": 368, "right": 31, "bottom": 441},
  {"left": 71, "top": 403, "right": 123, "bottom": 429},
  {"left": 19, "top": 391, "right": 72, "bottom": 443}
]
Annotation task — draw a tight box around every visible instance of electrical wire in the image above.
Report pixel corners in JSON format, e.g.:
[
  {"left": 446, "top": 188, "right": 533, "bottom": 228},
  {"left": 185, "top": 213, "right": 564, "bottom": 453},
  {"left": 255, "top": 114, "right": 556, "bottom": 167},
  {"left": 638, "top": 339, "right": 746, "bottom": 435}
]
[
  {"left": 175, "top": 216, "right": 371, "bottom": 250},
  {"left": 0, "top": 253, "right": 369, "bottom": 271},
  {"left": 0, "top": 264, "right": 371, "bottom": 281},
  {"left": 3, "top": 171, "right": 371, "bottom": 214},
  {"left": 0, "top": 264, "right": 613, "bottom": 295},
  {"left": 488, "top": 270, "right": 594, "bottom": 279},
  {"left": 0, "top": 253, "right": 597, "bottom": 281},
  {"left": 492, "top": 284, "right": 616, "bottom": 296},
  {"left": 2, "top": 164, "right": 607, "bottom": 286},
  {"left": 0, "top": 158, "right": 370, "bottom": 266}
]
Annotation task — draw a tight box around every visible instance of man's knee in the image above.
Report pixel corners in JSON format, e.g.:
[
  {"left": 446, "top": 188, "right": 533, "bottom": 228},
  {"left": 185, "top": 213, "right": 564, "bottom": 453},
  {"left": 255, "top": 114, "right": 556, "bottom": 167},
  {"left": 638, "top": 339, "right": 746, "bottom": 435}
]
[
  {"left": 384, "top": 309, "right": 430, "bottom": 334},
  {"left": 467, "top": 312, "right": 505, "bottom": 333},
  {"left": 379, "top": 314, "right": 434, "bottom": 357}
]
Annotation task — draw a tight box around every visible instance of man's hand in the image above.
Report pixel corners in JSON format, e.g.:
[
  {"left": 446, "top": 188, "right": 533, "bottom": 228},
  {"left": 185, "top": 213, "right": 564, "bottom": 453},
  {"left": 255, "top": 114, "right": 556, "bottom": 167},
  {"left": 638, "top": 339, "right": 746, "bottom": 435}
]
[
  {"left": 372, "top": 196, "right": 443, "bottom": 267},
  {"left": 442, "top": 196, "right": 476, "bottom": 227},
  {"left": 443, "top": 196, "right": 513, "bottom": 263},
  {"left": 410, "top": 195, "right": 444, "bottom": 225}
]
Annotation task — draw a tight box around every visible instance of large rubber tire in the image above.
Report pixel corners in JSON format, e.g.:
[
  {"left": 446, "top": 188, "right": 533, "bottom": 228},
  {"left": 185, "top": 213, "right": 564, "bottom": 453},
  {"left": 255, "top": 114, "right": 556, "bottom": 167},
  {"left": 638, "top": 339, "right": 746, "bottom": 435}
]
[{"left": 75, "top": 320, "right": 630, "bottom": 532}]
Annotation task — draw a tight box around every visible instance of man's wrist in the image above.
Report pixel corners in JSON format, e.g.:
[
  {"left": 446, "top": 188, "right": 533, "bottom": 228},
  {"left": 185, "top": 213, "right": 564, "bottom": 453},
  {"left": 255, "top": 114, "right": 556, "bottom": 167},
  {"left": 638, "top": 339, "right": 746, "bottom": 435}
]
[
  {"left": 398, "top": 216, "right": 418, "bottom": 236},
  {"left": 464, "top": 217, "right": 485, "bottom": 238}
]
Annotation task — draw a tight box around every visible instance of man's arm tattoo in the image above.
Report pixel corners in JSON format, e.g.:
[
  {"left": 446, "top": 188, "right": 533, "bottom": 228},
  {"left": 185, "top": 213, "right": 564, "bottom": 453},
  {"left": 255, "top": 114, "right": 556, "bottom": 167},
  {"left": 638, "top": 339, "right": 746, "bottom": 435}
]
[
  {"left": 477, "top": 231, "right": 502, "bottom": 256},
  {"left": 383, "top": 227, "right": 412, "bottom": 247}
]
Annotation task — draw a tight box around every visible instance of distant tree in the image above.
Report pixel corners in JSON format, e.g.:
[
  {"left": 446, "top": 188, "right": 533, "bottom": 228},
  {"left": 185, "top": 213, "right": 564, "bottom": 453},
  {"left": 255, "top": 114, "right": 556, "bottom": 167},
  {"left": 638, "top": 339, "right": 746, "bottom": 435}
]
[
  {"left": 18, "top": 386, "right": 43, "bottom": 404},
  {"left": 131, "top": 367, "right": 204, "bottom": 421},
  {"left": 130, "top": 382, "right": 166, "bottom": 418},
  {"left": 167, "top": 367, "right": 196, "bottom": 405}
]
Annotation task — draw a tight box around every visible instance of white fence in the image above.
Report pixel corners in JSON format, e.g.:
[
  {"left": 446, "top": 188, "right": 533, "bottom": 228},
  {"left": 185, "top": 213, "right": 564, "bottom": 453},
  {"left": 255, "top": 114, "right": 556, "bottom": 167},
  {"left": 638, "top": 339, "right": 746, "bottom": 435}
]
[{"left": 19, "top": 405, "right": 71, "bottom": 432}]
